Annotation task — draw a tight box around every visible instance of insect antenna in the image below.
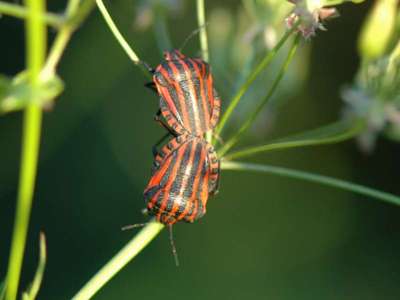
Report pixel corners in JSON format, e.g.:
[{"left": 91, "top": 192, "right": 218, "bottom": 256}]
[
  {"left": 138, "top": 60, "right": 155, "bottom": 74},
  {"left": 121, "top": 223, "right": 148, "bottom": 231},
  {"left": 179, "top": 23, "right": 209, "bottom": 54},
  {"left": 168, "top": 224, "right": 180, "bottom": 267}
]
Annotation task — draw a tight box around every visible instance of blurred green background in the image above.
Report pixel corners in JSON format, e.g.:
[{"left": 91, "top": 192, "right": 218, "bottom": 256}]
[{"left": 1, "top": 1, "right": 400, "bottom": 299}]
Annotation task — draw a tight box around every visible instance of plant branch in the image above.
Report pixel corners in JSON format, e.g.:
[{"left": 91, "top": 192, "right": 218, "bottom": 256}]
[
  {"left": 41, "top": 0, "right": 96, "bottom": 79},
  {"left": 218, "top": 34, "right": 300, "bottom": 156},
  {"left": 72, "top": 221, "right": 164, "bottom": 300},
  {"left": 95, "top": 0, "right": 151, "bottom": 79},
  {"left": 196, "top": 0, "right": 209, "bottom": 62},
  {"left": 215, "top": 23, "right": 299, "bottom": 137},
  {"left": 0, "top": 1, "right": 64, "bottom": 28},
  {"left": 5, "top": 0, "right": 46, "bottom": 299},
  {"left": 222, "top": 161, "right": 400, "bottom": 206},
  {"left": 223, "top": 118, "right": 365, "bottom": 160},
  {"left": 196, "top": 0, "right": 212, "bottom": 143}
]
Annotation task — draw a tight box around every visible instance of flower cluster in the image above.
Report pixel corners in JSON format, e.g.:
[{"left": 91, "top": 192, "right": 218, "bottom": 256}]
[
  {"left": 285, "top": 0, "right": 339, "bottom": 38},
  {"left": 341, "top": 0, "right": 399, "bottom": 152},
  {"left": 342, "top": 51, "right": 400, "bottom": 151}
]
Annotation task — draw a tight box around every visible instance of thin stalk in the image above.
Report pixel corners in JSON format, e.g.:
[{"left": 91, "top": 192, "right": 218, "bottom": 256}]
[
  {"left": 223, "top": 118, "right": 365, "bottom": 160},
  {"left": 196, "top": 0, "right": 212, "bottom": 143},
  {"left": 215, "top": 23, "right": 299, "bottom": 137},
  {"left": 95, "top": 0, "right": 151, "bottom": 79},
  {"left": 22, "top": 233, "right": 47, "bottom": 300},
  {"left": 222, "top": 161, "right": 400, "bottom": 206},
  {"left": 41, "top": 0, "right": 96, "bottom": 79},
  {"left": 196, "top": 0, "right": 209, "bottom": 62},
  {"left": 72, "top": 221, "right": 164, "bottom": 300},
  {"left": 218, "top": 34, "right": 300, "bottom": 157},
  {"left": 5, "top": 0, "right": 46, "bottom": 299},
  {"left": 0, "top": 1, "right": 64, "bottom": 28},
  {"left": 66, "top": 0, "right": 80, "bottom": 15}
]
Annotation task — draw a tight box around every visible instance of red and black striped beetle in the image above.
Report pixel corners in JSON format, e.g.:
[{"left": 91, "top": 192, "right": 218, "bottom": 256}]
[
  {"left": 144, "top": 134, "right": 219, "bottom": 225},
  {"left": 150, "top": 49, "right": 221, "bottom": 137}
]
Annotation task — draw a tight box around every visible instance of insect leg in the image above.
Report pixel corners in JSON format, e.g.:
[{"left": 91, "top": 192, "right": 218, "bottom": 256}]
[
  {"left": 152, "top": 132, "right": 171, "bottom": 157},
  {"left": 154, "top": 109, "right": 176, "bottom": 136},
  {"left": 207, "top": 145, "right": 220, "bottom": 196}
]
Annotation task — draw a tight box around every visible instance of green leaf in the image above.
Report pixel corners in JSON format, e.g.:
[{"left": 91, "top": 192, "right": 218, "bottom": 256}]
[
  {"left": 0, "top": 72, "right": 64, "bottom": 114},
  {"left": 23, "top": 232, "right": 47, "bottom": 300},
  {"left": 222, "top": 161, "right": 400, "bottom": 206},
  {"left": 223, "top": 118, "right": 365, "bottom": 160}
]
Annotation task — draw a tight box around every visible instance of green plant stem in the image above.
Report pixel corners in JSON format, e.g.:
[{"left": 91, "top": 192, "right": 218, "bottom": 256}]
[
  {"left": 95, "top": 0, "right": 151, "bottom": 79},
  {"left": 196, "top": 0, "right": 209, "bottom": 62},
  {"left": 22, "top": 233, "right": 47, "bottom": 300},
  {"left": 215, "top": 23, "right": 298, "bottom": 137},
  {"left": 5, "top": 0, "right": 46, "bottom": 299},
  {"left": 72, "top": 221, "right": 164, "bottom": 300},
  {"left": 0, "top": 1, "right": 64, "bottom": 28},
  {"left": 218, "top": 34, "right": 300, "bottom": 157},
  {"left": 223, "top": 118, "right": 365, "bottom": 160},
  {"left": 222, "top": 161, "right": 400, "bottom": 206},
  {"left": 196, "top": 0, "right": 212, "bottom": 143},
  {"left": 41, "top": 0, "right": 96, "bottom": 79}
]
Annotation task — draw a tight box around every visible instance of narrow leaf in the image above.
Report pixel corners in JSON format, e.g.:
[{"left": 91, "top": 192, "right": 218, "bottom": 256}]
[
  {"left": 223, "top": 118, "right": 365, "bottom": 160},
  {"left": 221, "top": 161, "right": 400, "bottom": 206}
]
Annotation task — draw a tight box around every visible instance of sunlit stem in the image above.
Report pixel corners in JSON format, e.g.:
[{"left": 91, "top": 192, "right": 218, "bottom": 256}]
[
  {"left": 0, "top": 1, "right": 64, "bottom": 28},
  {"left": 222, "top": 161, "right": 400, "bottom": 206},
  {"left": 5, "top": 0, "right": 46, "bottom": 299},
  {"left": 72, "top": 221, "right": 164, "bottom": 300},
  {"left": 196, "top": 0, "right": 209, "bottom": 62},
  {"left": 223, "top": 118, "right": 365, "bottom": 160},
  {"left": 196, "top": 0, "right": 212, "bottom": 143},
  {"left": 95, "top": 0, "right": 151, "bottom": 79}
]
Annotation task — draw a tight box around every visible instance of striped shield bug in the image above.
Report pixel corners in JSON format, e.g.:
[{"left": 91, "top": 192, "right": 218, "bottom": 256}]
[
  {"left": 144, "top": 134, "right": 220, "bottom": 225},
  {"left": 149, "top": 49, "right": 221, "bottom": 137}
]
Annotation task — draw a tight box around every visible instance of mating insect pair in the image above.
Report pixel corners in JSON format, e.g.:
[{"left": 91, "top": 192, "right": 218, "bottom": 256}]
[{"left": 143, "top": 50, "right": 221, "bottom": 225}]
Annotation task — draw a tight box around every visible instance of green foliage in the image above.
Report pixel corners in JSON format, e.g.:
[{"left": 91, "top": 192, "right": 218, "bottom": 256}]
[
  {"left": 224, "top": 118, "right": 365, "bottom": 160},
  {"left": 1, "top": 0, "right": 400, "bottom": 299},
  {"left": 222, "top": 161, "right": 400, "bottom": 206},
  {"left": 0, "top": 72, "right": 64, "bottom": 114}
]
